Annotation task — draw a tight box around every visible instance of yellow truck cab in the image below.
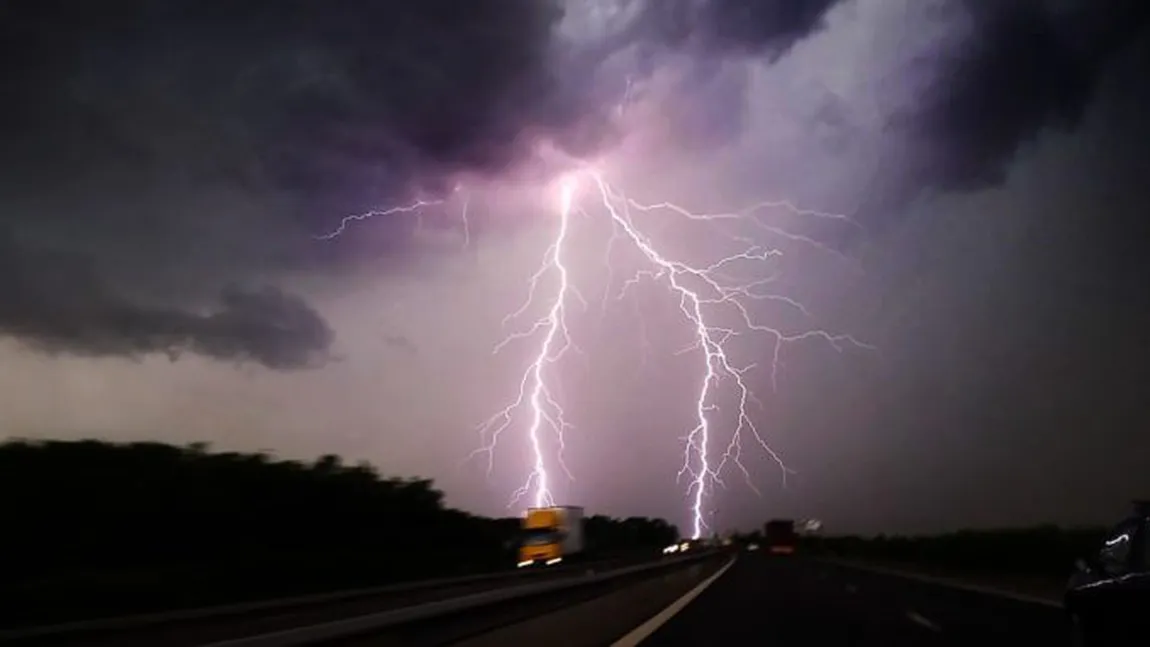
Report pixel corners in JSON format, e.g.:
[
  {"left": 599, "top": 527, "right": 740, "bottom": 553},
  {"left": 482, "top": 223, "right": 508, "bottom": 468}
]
[{"left": 517, "top": 505, "right": 585, "bottom": 568}]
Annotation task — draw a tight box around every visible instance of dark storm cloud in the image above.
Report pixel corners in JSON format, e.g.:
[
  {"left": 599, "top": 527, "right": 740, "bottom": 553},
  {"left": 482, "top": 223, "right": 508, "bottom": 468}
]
[
  {"left": 632, "top": 0, "right": 843, "bottom": 58},
  {"left": 0, "top": 0, "right": 850, "bottom": 367},
  {"left": 0, "top": 232, "right": 333, "bottom": 369},
  {"left": 0, "top": 0, "right": 572, "bottom": 215},
  {"left": 13, "top": 0, "right": 1140, "bottom": 369},
  {"left": 0, "top": 0, "right": 569, "bottom": 366},
  {"left": 6, "top": 0, "right": 1141, "bottom": 237},
  {"left": 564, "top": 0, "right": 846, "bottom": 152},
  {"left": 605, "top": 0, "right": 1149, "bottom": 215},
  {"left": 884, "top": 0, "right": 1150, "bottom": 202},
  {"left": 0, "top": 0, "right": 854, "bottom": 216}
]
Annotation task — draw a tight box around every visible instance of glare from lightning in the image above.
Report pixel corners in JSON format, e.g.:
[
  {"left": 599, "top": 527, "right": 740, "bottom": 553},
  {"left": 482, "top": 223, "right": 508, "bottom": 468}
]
[{"left": 316, "top": 165, "right": 871, "bottom": 539}]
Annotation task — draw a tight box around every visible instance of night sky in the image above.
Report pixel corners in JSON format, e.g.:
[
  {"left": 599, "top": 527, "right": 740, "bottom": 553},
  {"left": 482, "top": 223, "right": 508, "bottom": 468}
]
[{"left": 2, "top": 0, "right": 1148, "bottom": 535}]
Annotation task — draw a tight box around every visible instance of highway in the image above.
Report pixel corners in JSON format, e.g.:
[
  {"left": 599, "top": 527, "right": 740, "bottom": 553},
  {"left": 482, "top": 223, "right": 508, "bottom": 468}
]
[
  {"left": 628, "top": 553, "right": 1070, "bottom": 646},
  {"left": 0, "top": 553, "right": 671, "bottom": 647},
  {"left": 2, "top": 551, "right": 716, "bottom": 647},
  {"left": 4, "top": 551, "right": 1078, "bottom": 646}
]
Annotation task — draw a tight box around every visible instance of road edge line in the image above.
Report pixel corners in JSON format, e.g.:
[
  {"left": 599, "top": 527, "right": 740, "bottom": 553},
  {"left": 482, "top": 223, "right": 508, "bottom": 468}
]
[
  {"left": 905, "top": 610, "right": 942, "bottom": 632},
  {"left": 199, "top": 551, "right": 719, "bottom": 647},
  {"left": 824, "top": 559, "right": 1063, "bottom": 609},
  {"left": 610, "top": 555, "right": 736, "bottom": 647},
  {"left": 0, "top": 553, "right": 660, "bottom": 640}
]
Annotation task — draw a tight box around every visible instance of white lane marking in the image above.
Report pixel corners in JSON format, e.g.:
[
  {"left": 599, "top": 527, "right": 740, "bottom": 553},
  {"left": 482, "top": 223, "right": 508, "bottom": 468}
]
[
  {"left": 823, "top": 560, "right": 1062, "bottom": 608},
  {"left": 611, "top": 557, "right": 737, "bottom": 647},
  {"left": 906, "top": 610, "right": 942, "bottom": 632}
]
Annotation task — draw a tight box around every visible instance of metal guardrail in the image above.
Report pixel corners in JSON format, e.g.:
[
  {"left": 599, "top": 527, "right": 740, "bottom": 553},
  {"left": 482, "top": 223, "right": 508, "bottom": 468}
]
[
  {"left": 0, "top": 554, "right": 641, "bottom": 641},
  {"left": 201, "top": 548, "right": 722, "bottom": 647}
]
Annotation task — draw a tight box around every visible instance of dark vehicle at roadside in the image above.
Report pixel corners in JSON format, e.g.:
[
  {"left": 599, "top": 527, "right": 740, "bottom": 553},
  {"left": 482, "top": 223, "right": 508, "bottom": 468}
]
[
  {"left": 1065, "top": 501, "right": 1150, "bottom": 646},
  {"left": 764, "top": 519, "right": 797, "bottom": 555}
]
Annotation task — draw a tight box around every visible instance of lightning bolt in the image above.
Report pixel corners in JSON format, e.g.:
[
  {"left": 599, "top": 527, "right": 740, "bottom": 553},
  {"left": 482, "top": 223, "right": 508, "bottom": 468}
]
[
  {"left": 317, "top": 167, "right": 871, "bottom": 537},
  {"left": 477, "top": 167, "right": 871, "bottom": 536},
  {"left": 315, "top": 200, "right": 443, "bottom": 241},
  {"left": 472, "top": 177, "right": 581, "bottom": 509},
  {"left": 586, "top": 172, "right": 871, "bottom": 538}
]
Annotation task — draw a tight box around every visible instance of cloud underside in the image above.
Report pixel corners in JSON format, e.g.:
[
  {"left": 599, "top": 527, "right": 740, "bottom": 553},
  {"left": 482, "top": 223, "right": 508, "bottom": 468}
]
[
  {"left": 0, "top": 233, "right": 332, "bottom": 369},
  {"left": 0, "top": 0, "right": 1145, "bottom": 368}
]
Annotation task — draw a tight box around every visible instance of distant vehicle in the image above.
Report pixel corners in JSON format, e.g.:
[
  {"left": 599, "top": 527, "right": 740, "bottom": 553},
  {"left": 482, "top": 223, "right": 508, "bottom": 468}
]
[
  {"left": 517, "top": 506, "right": 584, "bottom": 568},
  {"left": 747, "top": 542, "right": 759, "bottom": 551},
  {"left": 1064, "top": 500, "right": 1150, "bottom": 646},
  {"left": 764, "top": 519, "right": 797, "bottom": 555}
]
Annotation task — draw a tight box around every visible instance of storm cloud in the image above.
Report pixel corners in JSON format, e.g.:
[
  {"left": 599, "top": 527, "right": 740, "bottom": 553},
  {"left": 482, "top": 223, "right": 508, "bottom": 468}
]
[
  {"left": 0, "top": 0, "right": 842, "bottom": 366},
  {"left": 625, "top": 0, "right": 843, "bottom": 57},
  {"left": 0, "top": 0, "right": 574, "bottom": 365},
  {"left": 0, "top": 232, "right": 332, "bottom": 369},
  {"left": 2, "top": 0, "right": 1149, "bottom": 534},
  {"left": 882, "top": 0, "right": 1150, "bottom": 201},
  {"left": 0, "top": 0, "right": 1146, "bottom": 366}
]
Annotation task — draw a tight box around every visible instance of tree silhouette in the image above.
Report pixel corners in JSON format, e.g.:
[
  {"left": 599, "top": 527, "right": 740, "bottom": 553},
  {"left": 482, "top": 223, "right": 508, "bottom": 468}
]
[
  {"left": 0, "top": 439, "right": 680, "bottom": 628},
  {"left": 801, "top": 525, "right": 1108, "bottom": 578}
]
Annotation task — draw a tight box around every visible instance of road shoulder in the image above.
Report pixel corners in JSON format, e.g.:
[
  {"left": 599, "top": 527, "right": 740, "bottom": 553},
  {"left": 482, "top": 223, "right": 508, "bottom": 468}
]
[{"left": 818, "top": 558, "right": 1064, "bottom": 608}]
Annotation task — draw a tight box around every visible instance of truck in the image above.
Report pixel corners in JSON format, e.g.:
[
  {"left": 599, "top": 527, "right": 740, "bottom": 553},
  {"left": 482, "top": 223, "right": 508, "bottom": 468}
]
[
  {"left": 764, "top": 519, "right": 797, "bottom": 555},
  {"left": 517, "top": 505, "right": 585, "bottom": 568}
]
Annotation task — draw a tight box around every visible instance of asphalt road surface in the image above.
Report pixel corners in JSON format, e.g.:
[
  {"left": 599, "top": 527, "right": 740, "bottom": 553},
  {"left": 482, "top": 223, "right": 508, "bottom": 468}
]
[
  {"left": 632, "top": 553, "right": 1069, "bottom": 646},
  {"left": 2, "top": 553, "right": 667, "bottom": 647}
]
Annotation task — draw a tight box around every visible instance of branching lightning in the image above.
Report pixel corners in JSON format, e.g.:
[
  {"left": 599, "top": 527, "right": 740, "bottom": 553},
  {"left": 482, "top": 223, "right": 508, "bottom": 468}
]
[
  {"left": 472, "top": 177, "right": 581, "bottom": 509},
  {"left": 585, "top": 172, "right": 871, "bottom": 538},
  {"left": 318, "top": 165, "right": 872, "bottom": 539},
  {"left": 315, "top": 200, "right": 443, "bottom": 241},
  {"left": 469, "top": 167, "right": 870, "bottom": 537}
]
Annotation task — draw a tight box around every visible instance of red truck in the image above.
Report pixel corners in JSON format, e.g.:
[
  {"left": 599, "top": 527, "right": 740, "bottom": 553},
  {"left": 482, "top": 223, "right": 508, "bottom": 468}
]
[{"left": 764, "top": 519, "right": 797, "bottom": 555}]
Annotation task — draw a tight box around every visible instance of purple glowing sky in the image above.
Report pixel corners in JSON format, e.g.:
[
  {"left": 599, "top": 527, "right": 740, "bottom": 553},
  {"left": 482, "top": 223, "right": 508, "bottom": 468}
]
[{"left": 1, "top": 0, "right": 1148, "bottom": 534}]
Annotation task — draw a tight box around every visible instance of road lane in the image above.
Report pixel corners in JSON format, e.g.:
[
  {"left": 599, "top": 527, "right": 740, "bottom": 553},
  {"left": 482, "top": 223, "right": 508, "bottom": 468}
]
[
  {"left": 635, "top": 553, "right": 1069, "bottom": 646},
  {"left": 818, "top": 558, "right": 1064, "bottom": 605},
  {"left": 4, "top": 553, "right": 669, "bottom": 647},
  {"left": 343, "top": 554, "right": 728, "bottom": 647},
  {"left": 814, "top": 560, "right": 1066, "bottom": 641}
]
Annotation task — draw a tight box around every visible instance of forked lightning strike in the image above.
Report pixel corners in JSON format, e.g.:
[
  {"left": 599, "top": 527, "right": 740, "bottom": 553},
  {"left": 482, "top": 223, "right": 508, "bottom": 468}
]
[
  {"left": 317, "top": 167, "right": 871, "bottom": 539},
  {"left": 475, "top": 167, "right": 869, "bottom": 538},
  {"left": 590, "top": 172, "right": 870, "bottom": 538},
  {"left": 473, "top": 178, "right": 580, "bottom": 509}
]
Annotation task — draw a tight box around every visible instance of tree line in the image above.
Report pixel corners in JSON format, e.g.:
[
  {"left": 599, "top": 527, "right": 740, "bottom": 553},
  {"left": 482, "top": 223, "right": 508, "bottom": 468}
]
[
  {"left": 798, "top": 525, "right": 1109, "bottom": 578},
  {"left": 0, "top": 439, "right": 679, "bottom": 628}
]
